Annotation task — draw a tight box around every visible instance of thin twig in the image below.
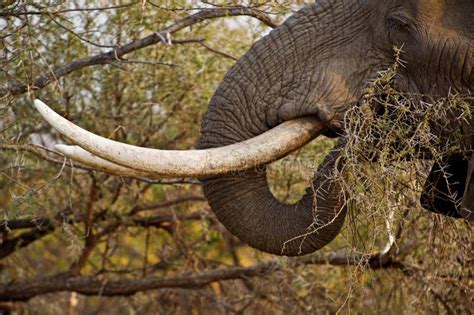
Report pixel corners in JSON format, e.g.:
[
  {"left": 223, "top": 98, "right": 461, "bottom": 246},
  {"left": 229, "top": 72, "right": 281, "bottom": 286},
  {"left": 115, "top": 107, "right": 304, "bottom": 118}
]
[{"left": 198, "top": 42, "right": 238, "bottom": 61}]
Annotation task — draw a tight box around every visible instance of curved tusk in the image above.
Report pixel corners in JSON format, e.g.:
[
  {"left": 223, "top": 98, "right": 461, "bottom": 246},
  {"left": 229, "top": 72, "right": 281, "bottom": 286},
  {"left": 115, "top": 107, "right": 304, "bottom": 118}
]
[
  {"left": 55, "top": 144, "right": 160, "bottom": 178},
  {"left": 34, "top": 99, "right": 325, "bottom": 178}
]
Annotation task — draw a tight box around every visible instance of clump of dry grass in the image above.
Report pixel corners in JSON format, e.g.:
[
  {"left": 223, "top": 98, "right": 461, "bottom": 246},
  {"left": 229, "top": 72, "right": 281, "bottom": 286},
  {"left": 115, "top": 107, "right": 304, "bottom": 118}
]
[{"left": 335, "top": 47, "right": 472, "bottom": 265}]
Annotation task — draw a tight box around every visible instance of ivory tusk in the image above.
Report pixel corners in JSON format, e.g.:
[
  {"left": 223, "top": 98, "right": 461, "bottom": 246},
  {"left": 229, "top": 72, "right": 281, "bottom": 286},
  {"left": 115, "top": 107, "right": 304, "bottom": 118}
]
[
  {"left": 55, "top": 144, "right": 161, "bottom": 178},
  {"left": 34, "top": 99, "right": 324, "bottom": 178}
]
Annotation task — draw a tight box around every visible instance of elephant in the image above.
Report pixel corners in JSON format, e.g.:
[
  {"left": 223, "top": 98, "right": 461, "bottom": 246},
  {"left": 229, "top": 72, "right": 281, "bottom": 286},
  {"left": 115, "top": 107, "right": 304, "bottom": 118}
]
[{"left": 34, "top": 0, "right": 473, "bottom": 256}]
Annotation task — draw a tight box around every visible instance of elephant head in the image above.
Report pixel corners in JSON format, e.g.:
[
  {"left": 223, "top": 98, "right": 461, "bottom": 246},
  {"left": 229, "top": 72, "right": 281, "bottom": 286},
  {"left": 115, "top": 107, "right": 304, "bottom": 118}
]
[
  {"left": 198, "top": 0, "right": 473, "bottom": 255},
  {"left": 34, "top": 0, "right": 473, "bottom": 256}
]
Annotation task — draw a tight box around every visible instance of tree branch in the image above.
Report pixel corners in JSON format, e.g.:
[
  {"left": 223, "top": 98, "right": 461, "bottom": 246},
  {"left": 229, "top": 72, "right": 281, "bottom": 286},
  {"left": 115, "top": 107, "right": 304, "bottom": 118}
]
[
  {"left": 0, "top": 261, "right": 278, "bottom": 301},
  {"left": 130, "top": 195, "right": 206, "bottom": 215},
  {"left": 0, "top": 201, "right": 208, "bottom": 259},
  {"left": 0, "top": 7, "right": 277, "bottom": 98},
  {"left": 0, "top": 247, "right": 414, "bottom": 302},
  {"left": 0, "top": 217, "right": 51, "bottom": 232},
  {"left": 0, "top": 225, "right": 55, "bottom": 259},
  {"left": 301, "top": 250, "right": 407, "bottom": 270}
]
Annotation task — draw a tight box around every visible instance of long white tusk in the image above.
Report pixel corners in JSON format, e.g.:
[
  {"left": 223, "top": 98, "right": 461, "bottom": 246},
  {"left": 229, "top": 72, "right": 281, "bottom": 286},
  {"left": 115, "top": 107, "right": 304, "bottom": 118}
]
[
  {"left": 55, "top": 144, "right": 160, "bottom": 178},
  {"left": 34, "top": 99, "right": 324, "bottom": 178}
]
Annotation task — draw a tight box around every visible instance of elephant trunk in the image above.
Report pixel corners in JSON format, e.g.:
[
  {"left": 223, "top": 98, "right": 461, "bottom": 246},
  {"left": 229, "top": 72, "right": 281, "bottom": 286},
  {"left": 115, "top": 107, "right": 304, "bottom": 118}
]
[
  {"left": 201, "top": 144, "right": 347, "bottom": 256},
  {"left": 199, "top": 9, "right": 350, "bottom": 255}
]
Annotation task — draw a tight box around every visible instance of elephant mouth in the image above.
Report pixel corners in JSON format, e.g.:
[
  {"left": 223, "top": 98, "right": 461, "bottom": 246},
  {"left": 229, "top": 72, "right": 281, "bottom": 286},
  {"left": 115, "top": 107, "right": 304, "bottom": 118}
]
[
  {"left": 343, "top": 86, "right": 474, "bottom": 221},
  {"left": 421, "top": 155, "right": 472, "bottom": 219}
]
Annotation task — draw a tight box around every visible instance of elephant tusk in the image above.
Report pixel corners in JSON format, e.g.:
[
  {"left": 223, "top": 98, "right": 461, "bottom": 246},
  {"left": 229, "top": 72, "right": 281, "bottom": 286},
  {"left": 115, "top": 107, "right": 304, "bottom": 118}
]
[
  {"left": 34, "top": 99, "right": 325, "bottom": 178},
  {"left": 55, "top": 144, "right": 161, "bottom": 178}
]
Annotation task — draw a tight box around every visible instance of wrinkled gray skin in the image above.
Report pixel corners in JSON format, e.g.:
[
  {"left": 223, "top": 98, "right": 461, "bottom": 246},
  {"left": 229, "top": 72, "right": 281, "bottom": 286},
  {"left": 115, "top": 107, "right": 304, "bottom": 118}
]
[{"left": 199, "top": 0, "right": 474, "bottom": 256}]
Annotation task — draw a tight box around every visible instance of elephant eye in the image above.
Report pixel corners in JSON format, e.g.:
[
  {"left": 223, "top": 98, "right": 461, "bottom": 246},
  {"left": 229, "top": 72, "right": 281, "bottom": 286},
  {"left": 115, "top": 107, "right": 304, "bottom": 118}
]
[
  {"left": 387, "top": 15, "right": 412, "bottom": 32},
  {"left": 385, "top": 12, "right": 415, "bottom": 44}
]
